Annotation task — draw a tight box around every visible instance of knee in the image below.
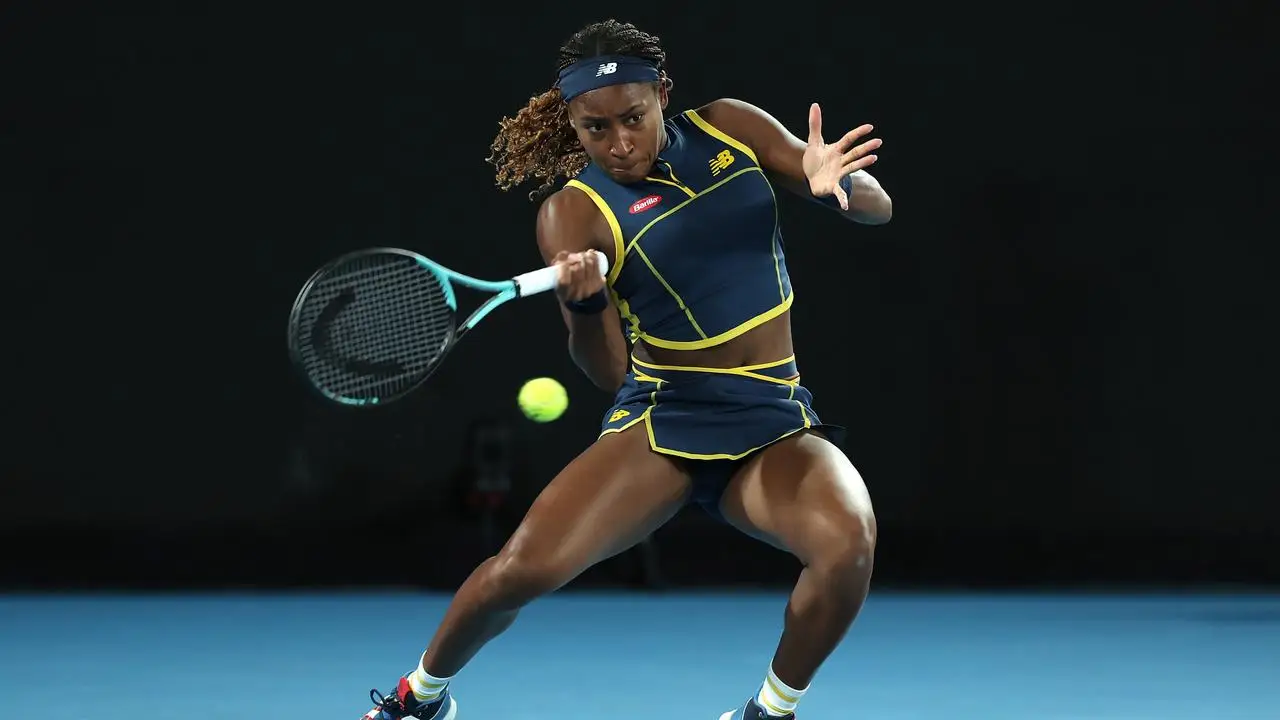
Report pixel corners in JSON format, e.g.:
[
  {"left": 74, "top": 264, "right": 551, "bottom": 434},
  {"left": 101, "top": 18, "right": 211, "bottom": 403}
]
[
  {"left": 479, "top": 547, "right": 575, "bottom": 609},
  {"left": 807, "top": 507, "right": 877, "bottom": 589}
]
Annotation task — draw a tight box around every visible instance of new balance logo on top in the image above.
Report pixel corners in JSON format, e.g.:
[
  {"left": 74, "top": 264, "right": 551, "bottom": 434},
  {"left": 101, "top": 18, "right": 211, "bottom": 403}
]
[
  {"left": 708, "top": 149, "right": 735, "bottom": 176},
  {"left": 596, "top": 62, "right": 618, "bottom": 76}
]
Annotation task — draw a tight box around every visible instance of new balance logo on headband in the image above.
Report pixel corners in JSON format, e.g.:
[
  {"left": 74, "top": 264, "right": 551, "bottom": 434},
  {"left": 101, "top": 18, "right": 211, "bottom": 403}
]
[{"left": 558, "top": 56, "right": 659, "bottom": 102}]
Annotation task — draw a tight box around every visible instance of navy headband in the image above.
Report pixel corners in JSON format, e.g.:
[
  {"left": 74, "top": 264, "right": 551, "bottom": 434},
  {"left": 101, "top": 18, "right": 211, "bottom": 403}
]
[{"left": 556, "top": 55, "right": 660, "bottom": 102}]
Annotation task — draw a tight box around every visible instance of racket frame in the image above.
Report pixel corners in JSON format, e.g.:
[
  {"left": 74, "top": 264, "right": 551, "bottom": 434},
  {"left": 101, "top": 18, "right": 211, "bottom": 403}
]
[{"left": 287, "top": 247, "right": 606, "bottom": 408}]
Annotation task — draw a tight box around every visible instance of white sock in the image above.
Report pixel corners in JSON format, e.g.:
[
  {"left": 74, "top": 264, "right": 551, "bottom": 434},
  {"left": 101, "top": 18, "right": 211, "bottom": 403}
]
[
  {"left": 754, "top": 664, "right": 807, "bottom": 717},
  {"left": 408, "top": 652, "right": 452, "bottom": 704}
]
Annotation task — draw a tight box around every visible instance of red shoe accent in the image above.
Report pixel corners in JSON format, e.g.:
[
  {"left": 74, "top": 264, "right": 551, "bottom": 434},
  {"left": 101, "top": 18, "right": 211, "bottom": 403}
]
[{"left": 396, "top": 677, "right": 415, "bottom": 703}]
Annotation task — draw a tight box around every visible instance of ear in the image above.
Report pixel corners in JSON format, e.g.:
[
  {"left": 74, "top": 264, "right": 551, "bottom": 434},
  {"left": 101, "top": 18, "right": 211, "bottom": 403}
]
[{"left": 657, "top": 76, "right": 671, "bottom": 110}]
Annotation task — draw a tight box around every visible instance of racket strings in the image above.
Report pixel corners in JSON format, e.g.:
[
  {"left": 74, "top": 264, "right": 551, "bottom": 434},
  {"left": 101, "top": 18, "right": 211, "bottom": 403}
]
[{"left": 295, "top": 254, "right": 454, "bottom": 402}]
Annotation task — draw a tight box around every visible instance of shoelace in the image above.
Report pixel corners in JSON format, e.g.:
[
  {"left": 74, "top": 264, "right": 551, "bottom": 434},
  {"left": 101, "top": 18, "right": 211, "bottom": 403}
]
[{"left": 368, "top": 688, "right": 405, "bottom": 719}]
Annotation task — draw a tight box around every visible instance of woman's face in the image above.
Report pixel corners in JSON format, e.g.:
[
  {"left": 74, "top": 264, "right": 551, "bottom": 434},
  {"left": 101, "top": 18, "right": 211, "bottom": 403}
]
[{"left": 568, "top": 81, "right": 669, "bottom": 184}]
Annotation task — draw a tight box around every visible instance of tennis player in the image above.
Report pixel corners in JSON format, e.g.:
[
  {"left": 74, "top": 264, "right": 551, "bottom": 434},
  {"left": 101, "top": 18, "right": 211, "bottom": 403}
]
[{"left": 362, "top": 18, "right": 891, "bottom": 720}]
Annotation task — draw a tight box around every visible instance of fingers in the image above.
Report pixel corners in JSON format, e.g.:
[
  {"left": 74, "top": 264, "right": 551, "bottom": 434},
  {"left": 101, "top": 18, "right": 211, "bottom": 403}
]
[
  {"left": 840, "top": 137, "right": 882, "bottom": 164},
  {"left": 562, "top": 250, "right": 595, "bottom": 274},
  {"left": 841, "top": 153, "right": 879, "bottom": 176},
  {"left": 833, "top": 183, "right": 850, "bottom": 212},
  {"left": 556, "top": 251, "right": 589, "bottom": 272},
  {"left": 807, "top": 102, "right": 823, "bottom": 148},
  {"left": 840, "top": 137, "right": 883, "bottom": 173},
  {"left": 555, "top": 250, "right": 605, "bottom": 301},
  {"left": 555, "top": 254, "right": 573, "bottom": 287},
  {"left": 833, "top": 123, "right": 875, "bottom": 152}
]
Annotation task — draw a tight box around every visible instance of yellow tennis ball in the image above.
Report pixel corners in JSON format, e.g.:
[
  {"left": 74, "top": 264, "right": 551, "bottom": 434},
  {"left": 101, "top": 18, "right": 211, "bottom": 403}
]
[{"left": 518, "top": 377, "right": 568, "bottom": 423}]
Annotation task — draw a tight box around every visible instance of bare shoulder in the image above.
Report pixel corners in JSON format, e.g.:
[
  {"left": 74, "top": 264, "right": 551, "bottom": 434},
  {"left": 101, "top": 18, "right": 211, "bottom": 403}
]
[
  {"left": 696, "top": 97, "right": 760, "bottom": 121},
  {"left": 535, "top": 184, "right": 606, "bottom": 264},
  {"left": 695, "top": 98, "right": 783, "bottom": 138}
]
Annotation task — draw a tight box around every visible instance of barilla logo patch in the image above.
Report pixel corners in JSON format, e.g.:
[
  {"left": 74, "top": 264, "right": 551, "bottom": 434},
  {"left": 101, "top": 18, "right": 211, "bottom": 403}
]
[{"left": 629, "top": 195, "right": 662, "bottom": 214}]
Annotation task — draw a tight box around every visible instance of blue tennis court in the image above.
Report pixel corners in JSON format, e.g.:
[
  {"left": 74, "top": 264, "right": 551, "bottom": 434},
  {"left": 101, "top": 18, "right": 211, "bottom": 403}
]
[{"left": 3, "top": 591, "right": 1276, "bottom": 718}]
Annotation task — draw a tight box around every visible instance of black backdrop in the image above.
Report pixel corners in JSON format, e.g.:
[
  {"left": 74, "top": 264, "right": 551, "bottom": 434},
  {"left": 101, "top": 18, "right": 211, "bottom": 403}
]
[{"left": 2, "top": 3, "right": 1275, "bottom": 589}]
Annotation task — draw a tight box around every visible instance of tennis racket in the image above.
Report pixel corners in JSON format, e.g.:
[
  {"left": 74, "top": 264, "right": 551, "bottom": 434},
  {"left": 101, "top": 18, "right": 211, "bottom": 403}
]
[{"left": 287, "top": 247, "right": 608, "bottom": 406}]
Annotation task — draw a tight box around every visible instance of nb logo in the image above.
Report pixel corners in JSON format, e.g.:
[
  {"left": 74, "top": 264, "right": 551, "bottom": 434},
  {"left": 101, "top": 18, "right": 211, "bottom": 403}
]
[
  {"left": 609, "top": 409, "right": 631, "bottom": 423},
  {"left": 708, "top": 149, "right": 735, "bottom": 176},
  {"left": 596, "top": 62, "right": 618, "bottom": 76}
]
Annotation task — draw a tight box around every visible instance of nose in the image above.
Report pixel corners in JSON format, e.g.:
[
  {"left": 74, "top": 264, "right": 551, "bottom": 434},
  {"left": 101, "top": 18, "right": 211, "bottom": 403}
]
[{"left": 610, "top": 131, "right": 634, "bottom": 158}]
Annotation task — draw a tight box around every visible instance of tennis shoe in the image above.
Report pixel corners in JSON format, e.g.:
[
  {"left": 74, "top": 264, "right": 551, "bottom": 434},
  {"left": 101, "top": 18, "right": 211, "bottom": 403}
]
[
  {"left": 718, "top": 697, "right": 794, "bottom": 720},
  {"left": 361, "top": 675, "right": 457, "bottom": 720}
]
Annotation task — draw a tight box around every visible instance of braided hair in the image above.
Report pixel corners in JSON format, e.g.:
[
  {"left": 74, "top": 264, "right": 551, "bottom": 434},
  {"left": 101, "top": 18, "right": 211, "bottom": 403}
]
[{"left": 485, "top": 20, "right": 668, "bottom": 202}]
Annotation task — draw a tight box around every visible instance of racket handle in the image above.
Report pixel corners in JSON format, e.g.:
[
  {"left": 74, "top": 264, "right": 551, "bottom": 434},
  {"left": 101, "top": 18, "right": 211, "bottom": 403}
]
[{"left": 513, "top": 250, "right": 610, "bottom": 297}]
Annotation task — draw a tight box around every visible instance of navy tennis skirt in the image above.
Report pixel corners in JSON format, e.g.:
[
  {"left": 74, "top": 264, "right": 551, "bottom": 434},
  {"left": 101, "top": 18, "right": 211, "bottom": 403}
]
[{"left": 598, "top": 354, "right": 843, "bottom": 520}]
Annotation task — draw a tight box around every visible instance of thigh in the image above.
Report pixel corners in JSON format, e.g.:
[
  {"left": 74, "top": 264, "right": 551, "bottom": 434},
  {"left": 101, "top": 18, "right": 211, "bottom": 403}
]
[
  {"left": 500, "top": 422, "right": 691, "bottom": 578},
  {"left": 717, "top": 430, "right": 875, "bottom": 565}
]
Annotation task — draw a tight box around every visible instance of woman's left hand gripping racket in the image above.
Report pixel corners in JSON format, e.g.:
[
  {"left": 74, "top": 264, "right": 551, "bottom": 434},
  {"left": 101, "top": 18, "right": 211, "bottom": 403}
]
[{"left": 287, "top": 247, "right": 608, "bottom": 406}]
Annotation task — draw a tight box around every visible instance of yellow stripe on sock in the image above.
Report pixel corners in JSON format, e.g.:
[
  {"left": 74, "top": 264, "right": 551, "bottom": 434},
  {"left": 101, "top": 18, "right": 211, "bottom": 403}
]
[
  {"left": 760, "top": 695, "right": 791, "bottom": 715},
  {"left": 766, "top": 674, "right": 800, "bottom": 703}
]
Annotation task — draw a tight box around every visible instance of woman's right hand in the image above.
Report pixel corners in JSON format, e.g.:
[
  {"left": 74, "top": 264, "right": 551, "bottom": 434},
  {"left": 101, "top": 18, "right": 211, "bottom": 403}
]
[{"left": 553, "top": 250, "right": 607, "bottom": 303}]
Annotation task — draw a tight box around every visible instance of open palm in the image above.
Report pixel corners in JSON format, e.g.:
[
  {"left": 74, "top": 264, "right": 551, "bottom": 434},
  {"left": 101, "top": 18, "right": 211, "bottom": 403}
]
[{"left": 802, "top": 103, "right": 882, "bottom": 210}]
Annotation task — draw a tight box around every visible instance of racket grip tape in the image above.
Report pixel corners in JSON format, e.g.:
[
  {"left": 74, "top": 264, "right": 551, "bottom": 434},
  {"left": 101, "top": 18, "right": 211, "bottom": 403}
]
[{"left": 513, "top": 250, "right": 609, "bottom": 297}]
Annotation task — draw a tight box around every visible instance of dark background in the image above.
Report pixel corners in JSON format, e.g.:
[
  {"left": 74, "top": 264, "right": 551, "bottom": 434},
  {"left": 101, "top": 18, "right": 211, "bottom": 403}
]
[{"left": 2, "top": 3, "right": 1275, "bottom": 591}]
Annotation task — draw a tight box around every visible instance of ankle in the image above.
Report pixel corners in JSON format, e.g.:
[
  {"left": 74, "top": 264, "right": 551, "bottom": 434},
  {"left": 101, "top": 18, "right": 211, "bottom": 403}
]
[
  {"left": 408, "top": 652, "right": 453, "bottom": 704},
  {"left": 754, "top": 664, "right": 807, "bottom": 717}
]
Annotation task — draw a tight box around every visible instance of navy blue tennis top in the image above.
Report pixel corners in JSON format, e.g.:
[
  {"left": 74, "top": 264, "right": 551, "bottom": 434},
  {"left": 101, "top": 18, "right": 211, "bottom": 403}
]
[{"left": 566, "top": 108, "right": 793, "bottom": 350}]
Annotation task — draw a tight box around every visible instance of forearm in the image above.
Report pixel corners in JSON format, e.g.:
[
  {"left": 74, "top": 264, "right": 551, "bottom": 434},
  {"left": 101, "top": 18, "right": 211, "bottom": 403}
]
[
  {"left": 841, "top": 170, "right": 892, "bottom": 225},
  {"left": 567, "top": 313, "right": 628, "bottom": 392},
  {"left": 768, "top": 169, "right": 893, "bottom": 226}
]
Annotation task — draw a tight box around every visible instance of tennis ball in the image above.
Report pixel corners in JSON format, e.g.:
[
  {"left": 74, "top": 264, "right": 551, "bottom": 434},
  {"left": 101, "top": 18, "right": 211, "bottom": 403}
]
[{"left": 518, "top": 377, "right": 568, "bottom": 423}]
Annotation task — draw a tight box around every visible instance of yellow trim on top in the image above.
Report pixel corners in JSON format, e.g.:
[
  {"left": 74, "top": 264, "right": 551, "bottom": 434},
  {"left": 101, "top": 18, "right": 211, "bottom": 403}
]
[
  {"left": 644, "top": 175, "right": 696, "bottom": 198},
  {"left": 654, "top": 160, "right": 696, "bottom": 196},
  {"left": 631, "top": 243, "right": 708, "bottom": 340},
  {"left": 565, "top": 178, "right": 625, "bottom": 287},
  {"left": 625, "top": 166, "right": 761, "bottom": 254},
  {"left": 609, "top": 287, "right": 643, "bottom": 342},
  {"left": 638, "top": 291, "right": 793, "bottom": 350},
  {"left": 684, "top": 109, "right": 759, "bottom": 165},
  {"left": 613, "top": 166, "right": 769, "bottom": 350},
  {"left": 621, "top": 162, "right": 786, "bottom": 350},
  {"left": 577, "top": 119, "right": 776, "bottom": 353},
  {"left": 764, "top": 174, "right": 787, "bottom": 303}
]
